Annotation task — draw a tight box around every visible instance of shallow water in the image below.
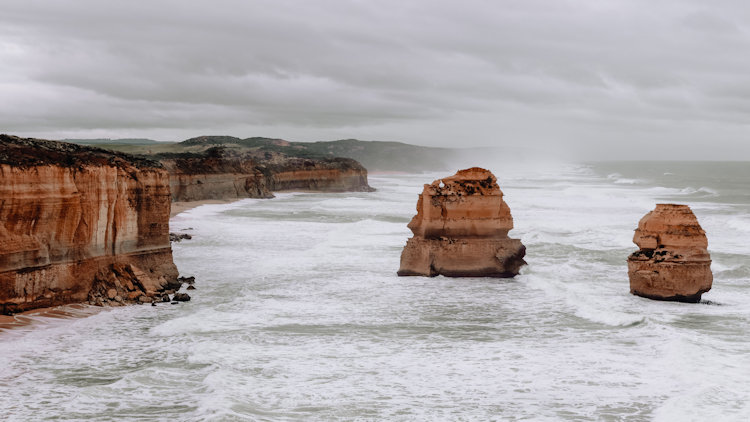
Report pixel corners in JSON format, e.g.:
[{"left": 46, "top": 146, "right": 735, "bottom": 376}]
[{"left": 2, "top": 162, "right": 750, "bottom": 421}]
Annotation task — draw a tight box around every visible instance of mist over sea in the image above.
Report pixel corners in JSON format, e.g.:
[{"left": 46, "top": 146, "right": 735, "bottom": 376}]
[{"left": 2, "top": 161, "right": 750, "bottom": 421}]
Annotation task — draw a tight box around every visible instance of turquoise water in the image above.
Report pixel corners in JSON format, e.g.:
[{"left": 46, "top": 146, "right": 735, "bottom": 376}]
[{"left": 1, "top": 162, "right": 749, "bottom": 421}]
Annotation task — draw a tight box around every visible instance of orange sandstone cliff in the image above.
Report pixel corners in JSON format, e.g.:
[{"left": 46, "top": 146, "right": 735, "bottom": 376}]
[
  {"left": 398, "top": 167, "right": 526, "bottom": 277},
  {"left": 159, "top": 147, "right": 374, "bottom": 202},
  {"left": 159, "top": 148, "right": 273, "bottom": 201},
  {"left": 0, "top": 135, "right": 179, "bottom": 314},
  {"left": 627, "top": 204, "right": 712, "bottom": 303}
]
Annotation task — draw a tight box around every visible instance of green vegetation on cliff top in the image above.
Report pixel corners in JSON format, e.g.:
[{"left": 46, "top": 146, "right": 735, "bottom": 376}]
[
  {"left": 63, "top": 138, "right": 161, "bottom": 145},
  {"left": 66, "top": 136, "right": 455, "bottom": 172}
]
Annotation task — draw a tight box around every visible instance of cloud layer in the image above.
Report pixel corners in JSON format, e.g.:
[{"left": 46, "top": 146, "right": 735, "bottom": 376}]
[{"left": 2, "top": 0, "right": 750, "bottom": 159}]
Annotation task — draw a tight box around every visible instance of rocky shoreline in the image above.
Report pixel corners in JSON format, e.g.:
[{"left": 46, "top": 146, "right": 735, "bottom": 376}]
[
  {"left": 0, "top": 135, "right": 719, "bottom": 316},
  {"left": 0, "top": 135, "right": 179, "bottom": 315},
  {"left": 0, "top": 135, "right": 375, "bottom": 315},
  {"left": 158, "top": 145, "right": 374, "bottom": 203}
]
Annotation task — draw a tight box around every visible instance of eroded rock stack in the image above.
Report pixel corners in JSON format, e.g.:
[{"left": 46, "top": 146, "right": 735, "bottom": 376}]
[
  {"left": 397, "top": 167, "right": 526, "bottom": 277},
  {"left": 0, "top": 135, "right": 179, "bottom": 314},
  {"left": 627, "top": 204, "right": 712, "bottom": 302}
]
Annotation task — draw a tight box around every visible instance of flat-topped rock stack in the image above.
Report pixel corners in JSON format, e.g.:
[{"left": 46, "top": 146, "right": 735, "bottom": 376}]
[
  {"left": 628, "top": 204, "right": 712, "bottom": 302},
  {"left": 397, "top": 167, "right": 526, "bottom": 277}
]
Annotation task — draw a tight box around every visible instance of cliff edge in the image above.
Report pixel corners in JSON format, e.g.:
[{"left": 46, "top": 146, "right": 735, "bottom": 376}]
[
  {"left": 0, "top": 135, "right": 179, "bottom": 314},
  {"left": 157, "top": 145, "right": 374, "bottom": 202}
]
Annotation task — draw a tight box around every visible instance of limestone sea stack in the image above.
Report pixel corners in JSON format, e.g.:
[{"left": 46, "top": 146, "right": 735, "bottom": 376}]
[
  {"left": 397, "top": 167, "right": 526, "bottom": 277},
  {"left": 627, "top": 204, "right": 712, "bottom": 303},
  {"left": 0, "top": 135, "right": 179, "bottom": 314}
]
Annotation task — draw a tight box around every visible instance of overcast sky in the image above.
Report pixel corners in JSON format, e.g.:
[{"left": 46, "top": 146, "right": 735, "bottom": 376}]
[{"left": 2, "top": 0, "right": 750, "bottom": 159}]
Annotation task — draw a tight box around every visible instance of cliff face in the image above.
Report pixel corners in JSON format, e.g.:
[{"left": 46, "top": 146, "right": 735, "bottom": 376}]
[
  {"left": 627, "top": 204, "right": 712, "bottom": 302},
  {"left": 398, "top": 167, "right": 526, "bottom": 277},
  {"left": 160, "top": 151, "right": 273, "bottom": 201},
  {"left": 0, "top": 135, "right": 178, "bottom": 314},
  {"left": 266, "top": 157, "right": 374, "bottom": 192},
  {"left": 161, "top": 149, "right": 374, "bottom": 202}
]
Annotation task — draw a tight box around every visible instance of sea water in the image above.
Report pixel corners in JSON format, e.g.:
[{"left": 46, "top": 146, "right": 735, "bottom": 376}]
[{"left": 2, "top": 162, "right": 750, "bottom": 421}]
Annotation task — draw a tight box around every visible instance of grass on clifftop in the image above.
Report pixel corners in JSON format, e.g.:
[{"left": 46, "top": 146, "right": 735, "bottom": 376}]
[{"left": 68, "top": 136, "right": 455, "bottom": 172}]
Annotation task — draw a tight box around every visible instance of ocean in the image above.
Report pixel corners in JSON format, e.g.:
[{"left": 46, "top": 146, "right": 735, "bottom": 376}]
[{"left": 2, "top": 161, "right": 750, "bottom": 421}]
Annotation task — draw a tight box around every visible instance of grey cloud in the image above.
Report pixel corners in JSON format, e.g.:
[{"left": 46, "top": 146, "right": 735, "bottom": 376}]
[{"left": 2, "top": 0, "right": 750, "bottom": 159}]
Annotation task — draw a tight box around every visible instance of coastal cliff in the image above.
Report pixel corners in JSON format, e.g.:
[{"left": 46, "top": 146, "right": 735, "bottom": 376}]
[
  {"left": 0, "top": 135, "right": 179, "bottom": 314},
  {"left": 398, "top": 167, "right": 526, "bottom": 277},
  {"left": 159, "top": 147, "right": 374, "bottom": 202},
  {"left": 266, "top": 157, "right": 373, "bottom": 192},
  {"left": 160, "top": 148, "right": 273, "bottom": 201}
]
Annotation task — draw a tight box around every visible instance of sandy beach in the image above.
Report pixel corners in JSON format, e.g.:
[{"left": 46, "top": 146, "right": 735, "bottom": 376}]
[
  {"left": 170, "top": 199, "right": 239, "bottom": 217},
  {"left": 0, "top": 304, "right": 103, "bottom": 332}
]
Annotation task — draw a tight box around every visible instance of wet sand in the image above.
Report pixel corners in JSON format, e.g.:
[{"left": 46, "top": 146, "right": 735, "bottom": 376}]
[
  {"left": 0, "top": 304, "right": 103, "bottom": 333},
  {"left": 369, "top": 171, "right": 409, "bottom": 175},
  {"left": 170, "top": 199, "right": 237, "bottom": 217}
]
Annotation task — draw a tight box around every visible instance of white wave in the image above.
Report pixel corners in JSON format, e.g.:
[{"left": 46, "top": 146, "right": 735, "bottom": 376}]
[
  {"left": 574, "top": 303, "right": 646, "bottom": 327},
  {"left": 605, "top": 172, "right": 644, "bottom": 185},
  {"left": 5, "top": 167, "right": 750, "bottom": 421},
  {"left": 697, "top": 187, "right": 719, "bottom": 196},
  {"left": 613, "top": 177, "right": 643, "bottom": 185},
  {"left": 524, "top": 269, "right": 647, "bottom": 327},
  {"left": 677, "top": 186, "right": 719, "bottom": 197}
]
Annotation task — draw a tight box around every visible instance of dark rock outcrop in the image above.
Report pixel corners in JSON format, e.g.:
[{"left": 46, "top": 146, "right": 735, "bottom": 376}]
[
  {"left": 172, "top": 292, "right": 191, "bottom": 302},
  {"left": 177, "top": 276, "right": 195, "bottom": 284},
  {"left": 169, "top": 232, "right": 192, "bottom": 242},
  {"left": 627, "top": 204, "right": 712, "bottom": 302},
  {"left": 0, "top": 135, "right": 179, "bottom": 314},
  {"left": 398, "top": 167, "right": 526, "bottom": 277}
]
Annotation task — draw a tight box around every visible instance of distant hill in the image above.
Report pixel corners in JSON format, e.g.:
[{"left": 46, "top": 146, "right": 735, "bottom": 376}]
[
  {"left": 66, "top": 135, "right": 541, "bottom": 172},
  {"left": 176, "top": 136, "right": 454, "bottom": 171},
  {"left": 63, "top": 138, "right": 161, "bottom": 146}
]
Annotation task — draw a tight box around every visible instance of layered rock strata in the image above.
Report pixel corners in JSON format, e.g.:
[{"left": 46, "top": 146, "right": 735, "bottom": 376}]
[
  {"left": 627, "top": 204, "right": 712, "bottom": 302},
  {"left": 160, "top": 148, "right": 373, "bottom": 202},
  {"left": 0, "top": 135, "right": 179, "bottom": 314},
  {"left": 398, "top": 167, "right": 526, "bottom": 277}
]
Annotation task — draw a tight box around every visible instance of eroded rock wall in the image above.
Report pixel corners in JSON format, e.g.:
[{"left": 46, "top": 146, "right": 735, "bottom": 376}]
[
  {"left": 267, "top": 158, "right": 374, "bottom": 192},
  {"left": 160, "top": 151, "right": 273, "bottom": 201},
  {"left": 398, "top": 167, "right": 526, "bottom": 277},
  {"left": 0, "top": 135, "right": 178, "bottom": 314},
  {"left": 162, "top": 152, "right": 373, "bottom": 203},
  {"left": 627, "top": 204, "right": 712, "bottom": 302}
]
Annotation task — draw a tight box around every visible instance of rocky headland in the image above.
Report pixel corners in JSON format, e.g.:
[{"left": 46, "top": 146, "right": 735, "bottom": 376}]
[
  {"left": 627, "top": 204, "right": 712, "bottom": 302},
  {"left": 159, "top": 145, "right": 374, "bottom": 203},
  {"left": 397, "top": 167, "right": 526, "bottom": 277},
  {"left": 0, "top": 134, "right": 375, "bottom": 314},
  {"left": 0, "top": 135, "right": 180, "bottom": 314}
]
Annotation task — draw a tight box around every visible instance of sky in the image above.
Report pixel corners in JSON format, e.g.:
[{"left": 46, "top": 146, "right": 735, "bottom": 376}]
[{"left": 1, "top": 0, "right": 750, "bottom": 160}]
